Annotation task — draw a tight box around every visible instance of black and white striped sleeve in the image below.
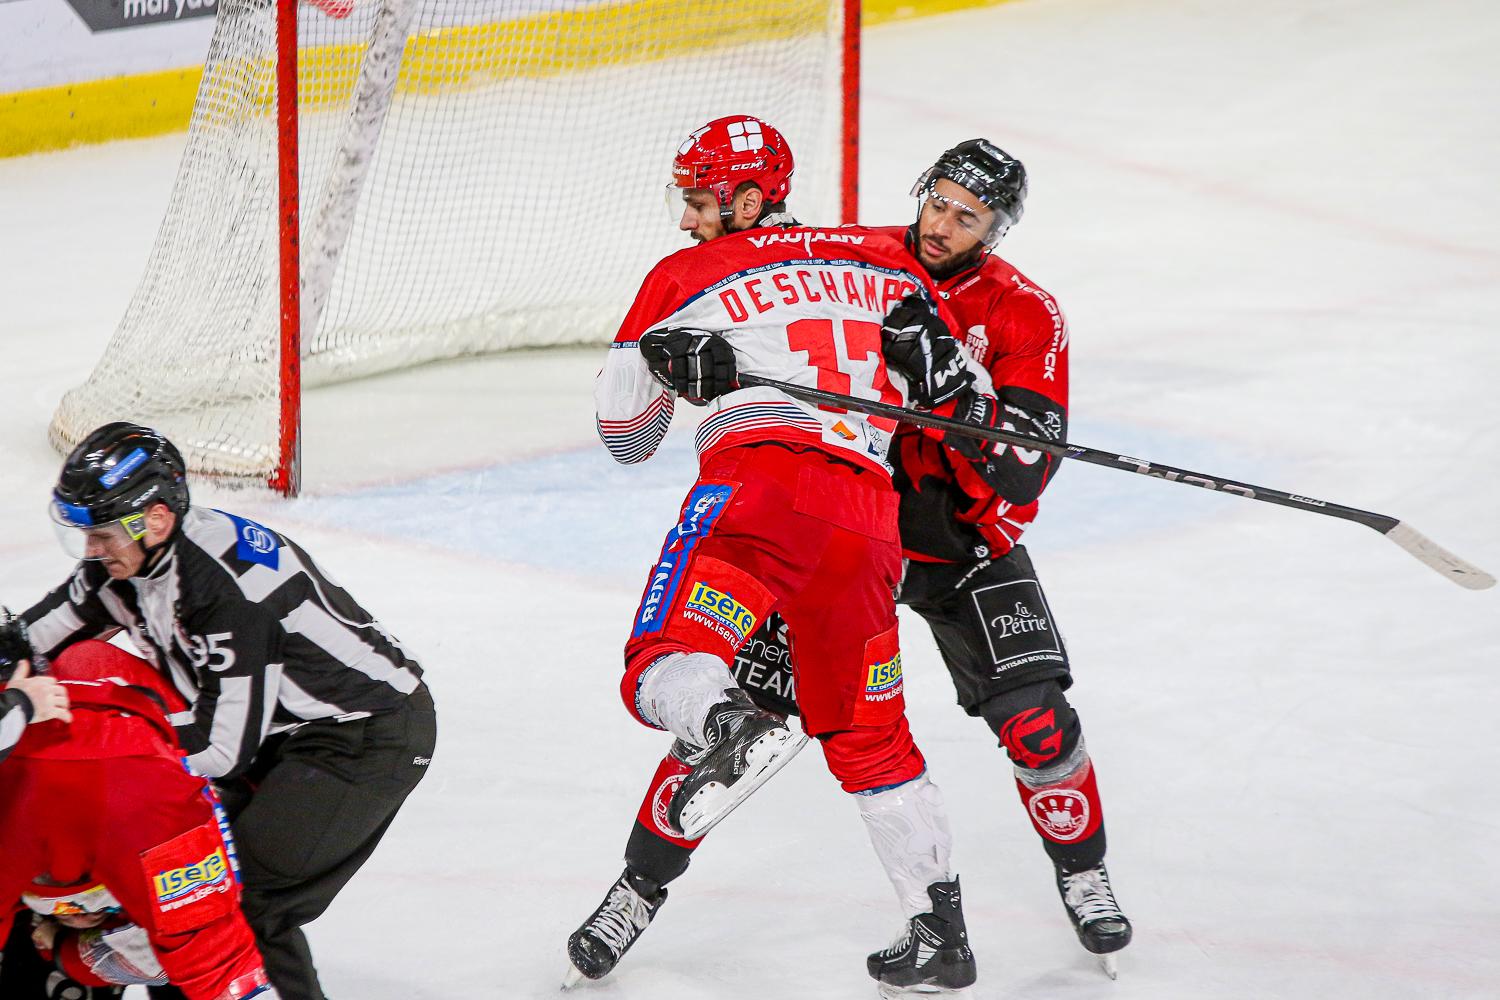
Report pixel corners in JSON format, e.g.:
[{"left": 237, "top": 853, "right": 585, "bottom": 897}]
[
  {"left": 1, "top": 687, "right": 33, "bottom": 764},
  {"left": 23, "top": 565, "right": 121, "bottom": 661},
  {"left": 172, "top": 595, "right": 282, "bottom": 780}
]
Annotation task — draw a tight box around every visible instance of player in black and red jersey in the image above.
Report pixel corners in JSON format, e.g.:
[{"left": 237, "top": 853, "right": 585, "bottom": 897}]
[
  {"left": 572, "top": 139, "right": 1131, "bottom": 982},
  {"left": 879, "top": 140, "right": 1131, "bottom": 973},
  {"left": 575, "top": 116, "right": 994, "bottom": 994}
]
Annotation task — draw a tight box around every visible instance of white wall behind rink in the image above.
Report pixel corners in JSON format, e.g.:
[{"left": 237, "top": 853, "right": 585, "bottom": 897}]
[{"left": 0, "top": 0, "right": 214, "bottom": 90}]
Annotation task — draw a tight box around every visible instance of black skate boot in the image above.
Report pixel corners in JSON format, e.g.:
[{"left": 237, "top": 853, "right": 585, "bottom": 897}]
[
  {"left": 866, "top": 877, "right": 977, "bottom": 996},
  {"left": 1056, "top": 862, "right": 1131, "bottom": 979},
  {"left": 563, "top": 869, "right": 667, "bottom": 987},
  {"left": 666, "top": 689, "right": 806, "bottom": 839}
]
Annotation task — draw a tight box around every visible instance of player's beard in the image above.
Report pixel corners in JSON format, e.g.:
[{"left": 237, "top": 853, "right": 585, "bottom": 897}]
[
  {"left": 691, "top": 218, "right": 730, "bottom": 243},
  {"left": 920, "top": 239, "right": 986, "bottom": 280}
]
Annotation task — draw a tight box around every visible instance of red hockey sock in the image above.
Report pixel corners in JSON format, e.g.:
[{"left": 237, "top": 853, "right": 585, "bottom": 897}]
[
  {"left": 1014, "top": 754, "right": 1103, "bottom": 847},
  {"left": 635, "top": 752, "right": 705, "bottom": 849}
]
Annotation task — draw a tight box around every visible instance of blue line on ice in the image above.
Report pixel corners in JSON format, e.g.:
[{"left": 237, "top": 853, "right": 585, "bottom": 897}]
[{"left": 289, "top": 423, "right": 1277, "bottom": 576}]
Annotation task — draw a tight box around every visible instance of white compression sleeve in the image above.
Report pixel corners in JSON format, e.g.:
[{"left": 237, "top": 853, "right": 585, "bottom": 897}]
[
  {"left": 855, "top": 771, "right": 956, "bottom": 917},
  {"left": 635, "top": 651, "right": 738, "bottom": 746}
]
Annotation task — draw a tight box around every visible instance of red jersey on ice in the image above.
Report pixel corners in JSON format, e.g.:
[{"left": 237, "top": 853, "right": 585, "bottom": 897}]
[
  {"left": 875, "top": 226, "right": 1071, "bottom": 561},
  {"left": 0, "top": 641, "right": 271, "bottom": 1000},
  {"left": 595, "top": 223, "right": 992, "bottom": 477}
]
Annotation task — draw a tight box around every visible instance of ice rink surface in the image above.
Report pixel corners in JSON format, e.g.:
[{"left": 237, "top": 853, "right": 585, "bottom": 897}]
[{"left": 3, "top": 0, "right": 1499, "bottom": 996}]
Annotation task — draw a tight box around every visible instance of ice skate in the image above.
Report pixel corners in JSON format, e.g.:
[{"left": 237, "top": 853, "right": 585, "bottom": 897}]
[
  {"left": 867, "top": 878, "right": 976, "bottom": 996},
  {"left": 666, "top": 689, "right": 806, "bottom": 839},
  {"left": 1056, "top": 862, "right": 1131, "bottom": 979},
  {"left": 563, "top": 869, "right": 667, "bottom": 987}
]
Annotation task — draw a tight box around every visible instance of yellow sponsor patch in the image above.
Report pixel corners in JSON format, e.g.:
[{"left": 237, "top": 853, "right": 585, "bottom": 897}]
[
  {"left": 866, "top": 653, "right": 903, "bottom": 694},
  {"left": 153, "top": 848, "right": 229, "bottom": 905},
  {"left": 684, "top": 581, "right": 758, "bottom": 644}
]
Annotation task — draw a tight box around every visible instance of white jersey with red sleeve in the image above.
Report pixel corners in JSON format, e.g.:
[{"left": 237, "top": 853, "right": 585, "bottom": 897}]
[{"left": 595, "top": 224, "right": 991, "bottom": 478}]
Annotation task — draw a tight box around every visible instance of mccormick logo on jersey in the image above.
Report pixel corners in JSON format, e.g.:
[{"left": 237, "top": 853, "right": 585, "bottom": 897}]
[
  {"left": 865, "top": 653, "right": 903, "bottom": 700},
  {"left": 153, "top": 847, "right": 230, "bottom": 910},
  {"left": 682, "top": 582, "right": 757, "bottom": 645}
]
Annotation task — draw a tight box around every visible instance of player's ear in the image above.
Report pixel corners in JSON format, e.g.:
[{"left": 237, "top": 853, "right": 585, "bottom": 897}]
[{"left": 735, "top": 184, "right": 764, "bottom": 226}]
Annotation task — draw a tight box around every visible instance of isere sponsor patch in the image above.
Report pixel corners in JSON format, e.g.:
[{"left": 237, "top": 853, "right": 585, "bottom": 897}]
[
  {"left": 153, "top": 847, "right": 230, "bottom": 909},
  {"left": 682, "top": 581, "right": 757, "bottom": 644},
  {"left": 865, "top": 652, "right": 903, "bottom": 700}
]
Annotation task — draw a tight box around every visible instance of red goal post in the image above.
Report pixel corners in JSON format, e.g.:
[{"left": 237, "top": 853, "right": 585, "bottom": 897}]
[{"left": 51, "top": 0, "right": 862, "bottom": 496}]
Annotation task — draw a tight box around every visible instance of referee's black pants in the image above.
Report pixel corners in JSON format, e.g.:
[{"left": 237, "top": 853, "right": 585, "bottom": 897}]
[{"left": 169, "top": 684, "right": 437, "bottom": 1000}]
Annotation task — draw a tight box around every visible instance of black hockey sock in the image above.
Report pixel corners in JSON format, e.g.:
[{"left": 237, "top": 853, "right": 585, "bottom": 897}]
[
  {"left": 1044, "top": 825, "right": 1107, "bottom": 874},
  {"left": 624, "top": 819, "right": 693, "bottom": 892}
]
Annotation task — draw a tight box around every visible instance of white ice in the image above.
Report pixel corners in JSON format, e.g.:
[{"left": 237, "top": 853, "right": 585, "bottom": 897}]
[{"left": 2, "top": 1, "right": 1499, "bottom": 997}]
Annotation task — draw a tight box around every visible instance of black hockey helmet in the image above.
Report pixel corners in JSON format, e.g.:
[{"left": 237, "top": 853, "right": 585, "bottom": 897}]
[
  {"left": 50, "top": 422, "right": 190, "bottom": 539},
  {"left": 911, "top": 139, "right": 1028, "bottom": 245}
]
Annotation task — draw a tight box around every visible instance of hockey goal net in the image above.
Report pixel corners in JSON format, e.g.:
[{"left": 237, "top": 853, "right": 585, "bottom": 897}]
[{"left": 50, "top": 0, "right": 857, "bottom": 493}]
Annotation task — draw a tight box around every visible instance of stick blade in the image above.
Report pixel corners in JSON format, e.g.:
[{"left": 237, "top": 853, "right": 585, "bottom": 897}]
[{"left": 1384, "top": 522, "right": 1496, "bottom": 590}]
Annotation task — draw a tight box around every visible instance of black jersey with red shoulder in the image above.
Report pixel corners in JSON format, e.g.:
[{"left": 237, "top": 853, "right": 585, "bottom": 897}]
[{"left": 874, "top": 225, "right": 1070, "bottom": 562}]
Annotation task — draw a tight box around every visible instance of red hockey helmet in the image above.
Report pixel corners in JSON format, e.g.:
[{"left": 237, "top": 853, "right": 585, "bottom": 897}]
[{"left": 671, "top": 115, "right": 795, "bottom": 217}]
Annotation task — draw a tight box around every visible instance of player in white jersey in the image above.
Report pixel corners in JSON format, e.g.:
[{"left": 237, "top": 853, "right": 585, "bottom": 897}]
[{"left": 573, "top": 115, "right": 993, "bottom": 994}]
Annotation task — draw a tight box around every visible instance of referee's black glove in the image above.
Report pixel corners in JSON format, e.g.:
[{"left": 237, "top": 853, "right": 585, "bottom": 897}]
[{"left": 639, "top": 328, "right": 738, "bottom": 405}]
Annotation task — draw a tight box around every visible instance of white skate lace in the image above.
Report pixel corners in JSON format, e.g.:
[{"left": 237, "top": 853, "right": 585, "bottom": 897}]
[
  {"left": 878, "top": 925, "right": 914, "bottom": 958},
  {"left": 876, "top": 918, "right": 944, "bottom": 970},
  {"left": 1061, "top": 867, "right": 1123, "bottom": 924},
  {"left": 586, "top": 882, "right": 653, "bottom": 957}
]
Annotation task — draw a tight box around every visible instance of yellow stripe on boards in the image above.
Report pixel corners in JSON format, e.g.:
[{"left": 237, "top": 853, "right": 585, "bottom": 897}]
[
  {"left": 0, "top": 67, "right": 204, "bottom": 158},
  {"left": 864, "top": 0, "right": 1020, "bottom": 25},
  {"left": 0, "top": 0, "right": 1019, "bottom": 157}
]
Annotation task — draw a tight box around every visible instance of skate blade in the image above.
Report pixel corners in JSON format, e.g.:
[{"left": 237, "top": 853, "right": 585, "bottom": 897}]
[
  {"left": 1098, "top": 953, "right": 1118, "bottom": 980},
  {"left": 561, "top": 961, "right": 586, "bottom": 990},
  {"left": 676, "top": 730, "right": 808, "bottom": 839},
  {"left": 876, "top": 983, "right": 969, "bottom": 998}
]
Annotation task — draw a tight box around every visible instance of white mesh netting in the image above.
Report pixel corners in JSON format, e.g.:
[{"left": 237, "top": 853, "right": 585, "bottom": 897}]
[{"left": 50, "top": 0, "right": 848, "bottom": 484}]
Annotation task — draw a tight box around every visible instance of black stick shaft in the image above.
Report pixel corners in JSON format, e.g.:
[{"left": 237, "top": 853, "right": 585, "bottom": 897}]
[{"left": 735, "top": 372, "right": 1397, "bottom": 533}]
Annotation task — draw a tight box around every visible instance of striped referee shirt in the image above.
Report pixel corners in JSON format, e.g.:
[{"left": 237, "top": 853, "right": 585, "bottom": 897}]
[{"left": 24, "top": 507, "right": 424, "bottom": 779}]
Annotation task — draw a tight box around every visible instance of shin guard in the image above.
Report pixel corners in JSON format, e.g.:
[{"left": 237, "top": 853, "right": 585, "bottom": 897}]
[{"left": 855, "top": 772, "right": 955, "bottom": 917}]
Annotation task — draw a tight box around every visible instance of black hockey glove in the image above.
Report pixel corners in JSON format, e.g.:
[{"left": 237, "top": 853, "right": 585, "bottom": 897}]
[
  {"left": 880, "top": 294, "right": 974, "bottom": 409},
  {"left": 938, "top": 387, "right": 1002, "bottom": 466},
  {"left": 639, "top": 328, "right": 738, "bottom": 405},
  {"left": 0, "top": 606, "right": 43, "bottom": 682}
]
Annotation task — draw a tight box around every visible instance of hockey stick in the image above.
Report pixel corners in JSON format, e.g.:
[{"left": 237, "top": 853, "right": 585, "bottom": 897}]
[{"left": 735, "top": 373, "right": 1495, "bottom": 591}]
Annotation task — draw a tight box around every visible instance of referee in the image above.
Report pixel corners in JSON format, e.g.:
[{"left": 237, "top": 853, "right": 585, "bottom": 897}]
[{"left": 19, "top": 422, "right": 437, "bottom": 1000}]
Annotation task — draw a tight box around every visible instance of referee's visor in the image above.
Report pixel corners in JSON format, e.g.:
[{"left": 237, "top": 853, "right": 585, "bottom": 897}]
[{"left": 49, "top": 498, "right": 148, "bottom": 562}]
